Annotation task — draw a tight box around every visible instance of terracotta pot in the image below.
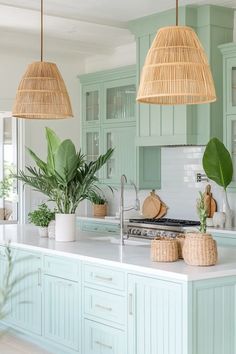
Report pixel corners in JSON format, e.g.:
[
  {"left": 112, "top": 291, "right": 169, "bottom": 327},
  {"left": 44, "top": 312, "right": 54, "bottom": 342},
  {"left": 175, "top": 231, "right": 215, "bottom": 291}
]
[{"left": 93, "top": 204, "right": 107, "bottom": 217}]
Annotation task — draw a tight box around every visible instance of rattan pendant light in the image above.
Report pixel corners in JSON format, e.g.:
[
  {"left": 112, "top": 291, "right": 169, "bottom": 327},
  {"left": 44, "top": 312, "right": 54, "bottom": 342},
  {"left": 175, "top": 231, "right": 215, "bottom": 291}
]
[
  {"left": 137, "top": 0, "right": 216, "bottom": 105},
  {"left": 12, "top": 0, "right": 73, "bottom": 119}
]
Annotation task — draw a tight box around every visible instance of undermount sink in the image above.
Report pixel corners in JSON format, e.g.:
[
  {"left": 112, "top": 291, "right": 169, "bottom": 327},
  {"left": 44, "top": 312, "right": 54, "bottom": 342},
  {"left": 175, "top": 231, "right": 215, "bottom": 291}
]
[{"left": 90, "top": 235, "right": 149, "bottom": 246}]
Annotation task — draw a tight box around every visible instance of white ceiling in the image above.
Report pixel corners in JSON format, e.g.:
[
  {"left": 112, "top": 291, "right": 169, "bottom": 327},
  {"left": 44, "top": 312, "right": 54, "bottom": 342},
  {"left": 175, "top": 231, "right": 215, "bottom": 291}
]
[{"left": 0, "top": 0, "right": 235, "bottom": 55}]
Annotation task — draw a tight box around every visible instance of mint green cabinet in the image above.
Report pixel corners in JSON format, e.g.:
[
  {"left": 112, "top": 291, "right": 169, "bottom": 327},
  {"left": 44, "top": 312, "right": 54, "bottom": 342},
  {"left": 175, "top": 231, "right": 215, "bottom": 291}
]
[
  {"left": 44, "top": 275, "right": 80, "bottom": 351},
  {"left": 128, "top": 274, "right": 183, "bottom": 354},
  {"left": 104, "top": 78, "right": 136, "bottom": 123},
  {"left": 5, "top": 249, "right": 42, "bottom": 335},
  {"left": 193, "top": 277, "right": 236, "bottom": 354},
  {"left": 129, "top": 5, "right": 234, "bottom": 147},
  {"left": 82, "top": 84, "right": 100, "bottom": 125},
  {"left": 77, "top": 218, "right": 119, "bottom": 234},
  {"left": 84, "top": 319, "right": 125, "bottom": 354},
  {"left": 80, "top": 66, "right": 136, "bottom": 186},
  {"left": 102, "top": 124, "right": 136, "bottom": 183},
  {"left": 219, "top": 43, "right": 236, "bottom": 190}
]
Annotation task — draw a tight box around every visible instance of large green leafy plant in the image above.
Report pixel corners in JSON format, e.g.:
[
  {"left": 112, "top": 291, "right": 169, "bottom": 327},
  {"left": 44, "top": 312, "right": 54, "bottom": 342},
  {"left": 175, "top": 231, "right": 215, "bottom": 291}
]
[
  {"left": 16, "top": 128, "right": 113, "bottom": 214},
  {"left": 203, "top": 137, "right": 233, "bottom": 190}
]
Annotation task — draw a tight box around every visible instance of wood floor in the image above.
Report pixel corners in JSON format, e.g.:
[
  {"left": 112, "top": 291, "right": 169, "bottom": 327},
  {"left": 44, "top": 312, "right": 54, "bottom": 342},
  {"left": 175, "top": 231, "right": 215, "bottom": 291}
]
[{"left": 0, "top": 333, "right": 52, "bottom": 354}]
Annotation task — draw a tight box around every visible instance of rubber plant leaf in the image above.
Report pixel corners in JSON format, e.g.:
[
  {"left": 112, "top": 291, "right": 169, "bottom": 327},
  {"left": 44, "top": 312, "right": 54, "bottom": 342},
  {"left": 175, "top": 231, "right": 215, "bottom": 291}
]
[
  {"left": 202, "top": 137, "right": 233, "bottom": 190},
  {"left": 54, "top": 139, "right": 78, "bottom": 183},
  {"left": 45, "top": 127, "right": 61, "bottom": 174}
]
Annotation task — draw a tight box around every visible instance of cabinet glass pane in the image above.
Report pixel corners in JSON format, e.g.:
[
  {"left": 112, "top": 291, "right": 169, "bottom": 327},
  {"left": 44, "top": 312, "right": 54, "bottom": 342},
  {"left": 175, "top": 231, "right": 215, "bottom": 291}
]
[
  {"left": 106, "top": 84, "right": 135, "bottom": 120},
  {"left": 232, "top": 68, "right": 236, "bottom": 106},
  {"left": 232, "top": 121, "right": 236, "bottom": 182},
  {"left": 86, "top": 91, "right": 99, "bottom": 121},
  {"left": 106, "top": 132, "right": 115, "bottom": 179},
  {"left": 86, "top": 132, "right": 99, "bottom": 163}
]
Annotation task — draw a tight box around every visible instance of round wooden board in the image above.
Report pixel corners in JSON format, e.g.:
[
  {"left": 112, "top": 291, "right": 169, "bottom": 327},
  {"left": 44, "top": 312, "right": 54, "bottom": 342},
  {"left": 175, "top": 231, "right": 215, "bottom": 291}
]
[
  {"left": 155, "top": 203, "right": 167, "bottom": 219},
  {"left": 142, "top": 194, "right": 161, "bottom": 218}
]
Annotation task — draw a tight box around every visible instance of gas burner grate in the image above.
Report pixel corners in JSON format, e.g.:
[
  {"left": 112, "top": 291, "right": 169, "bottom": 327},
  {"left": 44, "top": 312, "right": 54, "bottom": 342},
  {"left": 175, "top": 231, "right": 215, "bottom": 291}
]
[{"left": 129, "top": 218, "right": 200, "bottom": 227}]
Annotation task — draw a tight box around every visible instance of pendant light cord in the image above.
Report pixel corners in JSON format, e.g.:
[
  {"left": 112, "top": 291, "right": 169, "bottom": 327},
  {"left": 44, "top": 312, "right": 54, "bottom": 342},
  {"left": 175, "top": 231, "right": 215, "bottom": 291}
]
[
  {"left": 176, "top": 0, "right": 178, "bottom": 26},
  {"left": 41, "top": 0, "right": 43, "bottom": 61}
]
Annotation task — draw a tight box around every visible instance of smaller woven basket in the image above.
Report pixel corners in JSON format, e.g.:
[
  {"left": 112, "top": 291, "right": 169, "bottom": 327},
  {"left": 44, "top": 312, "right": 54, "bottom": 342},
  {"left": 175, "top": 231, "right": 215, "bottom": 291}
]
[
  {"left": 182, "top": 233, "right": 218, "bottom": 266},
  {"left": 151, "top": 237, "right": 178, "bottom": 262},
  {"left": 93, "top": 204, "right": 107, "bottom": 217},
  {"left": 176, "top": 235, "right": 185, "bottom": 259}
]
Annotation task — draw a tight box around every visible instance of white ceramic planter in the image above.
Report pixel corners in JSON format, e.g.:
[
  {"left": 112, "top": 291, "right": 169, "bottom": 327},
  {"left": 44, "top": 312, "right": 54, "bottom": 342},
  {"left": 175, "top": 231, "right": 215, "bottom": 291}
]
[
  {"left": 38, "top": 226, "right": 48, "bottom": 238},
  {"left": 55, "top": 213, "right": 76, "bottom": 242}
]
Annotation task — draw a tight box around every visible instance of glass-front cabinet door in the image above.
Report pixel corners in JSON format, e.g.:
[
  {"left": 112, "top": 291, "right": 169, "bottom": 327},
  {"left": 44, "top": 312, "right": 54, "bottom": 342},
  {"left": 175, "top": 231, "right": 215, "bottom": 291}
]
[
  {"left": 226, "top": 59, "right": 236, "bottom": 114},
  {"left": 226, "top": 115, "right": 236, "bottom": 188},
  {"left": 82, "top": 128, "right": 100, "bottom": 164},
  {"left": 104, "top": 78, "right": 136, "bottom": 123},
  {"left": 82, "top": 84, "right": 100, "bottom": 124}
]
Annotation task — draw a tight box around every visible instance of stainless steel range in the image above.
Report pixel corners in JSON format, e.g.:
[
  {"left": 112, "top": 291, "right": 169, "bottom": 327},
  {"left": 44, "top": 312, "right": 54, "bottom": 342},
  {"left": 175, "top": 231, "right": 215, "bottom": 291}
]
[{"left": 127, "top": 218, "right": 200, "bottom": 239}]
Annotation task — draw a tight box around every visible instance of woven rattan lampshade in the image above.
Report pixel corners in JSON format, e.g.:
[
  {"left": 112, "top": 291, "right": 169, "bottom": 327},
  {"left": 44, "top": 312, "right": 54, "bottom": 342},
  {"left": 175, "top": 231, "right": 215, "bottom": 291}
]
[
  {"left": 12, "top": 0, "right": 73, "bottom": 119},
  {"left": 137, "top": 25, "right": 217, "bottom": 105},
  {"left": 13, "top": 61, "right": 73, "bottom": 119}
]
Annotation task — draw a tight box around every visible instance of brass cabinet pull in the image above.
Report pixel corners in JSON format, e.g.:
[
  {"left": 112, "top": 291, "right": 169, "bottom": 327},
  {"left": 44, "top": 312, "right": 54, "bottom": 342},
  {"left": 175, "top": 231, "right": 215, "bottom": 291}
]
[
  {"left": 95, "top": 340, "right": 112, "bottom": 350},
  {"left": 95, "top": 303, "right": 112, "bottom": 311}
]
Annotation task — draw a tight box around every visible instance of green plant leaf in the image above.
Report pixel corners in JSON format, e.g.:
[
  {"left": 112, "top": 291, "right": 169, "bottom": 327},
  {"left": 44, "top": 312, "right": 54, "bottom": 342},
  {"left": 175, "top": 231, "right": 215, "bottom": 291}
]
[
  {"left": 202, "top": 137, "right": 233, "bottom": 190},
  {"left": 54, "top": 139, "right": 78, "bottom": 183},
  {"left": 27, "top": 148, "right": 47, "bottom": 172},
  {"left": 45, "top": 127, "right": 61, "bottom": 174}
]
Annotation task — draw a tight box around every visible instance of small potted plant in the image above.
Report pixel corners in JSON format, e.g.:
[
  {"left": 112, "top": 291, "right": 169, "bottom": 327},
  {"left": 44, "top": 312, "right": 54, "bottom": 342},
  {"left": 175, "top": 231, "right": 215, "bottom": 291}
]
[
  {"left": 28, "top": 203, "right": 55, "bottom": 238},
  {"left": 88, "top": 191, "right": 108, "bottom": 217},
  {"left": 183, "top": 192, "right": 217, "bottom": 266}
]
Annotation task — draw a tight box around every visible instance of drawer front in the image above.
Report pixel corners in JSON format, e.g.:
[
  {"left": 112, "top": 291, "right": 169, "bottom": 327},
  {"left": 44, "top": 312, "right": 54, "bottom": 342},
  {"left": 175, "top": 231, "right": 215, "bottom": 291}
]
[
  {"left": 84, "top": 319, "right": 125, "bottom": 354},
  {"left": 81, "top": 221, "right": 119, "bottom": 234},
  {"left": 83, "top": 264, "right": 125, "bottom": 291},
  {"left": 44, "top": 255, "right": 79, "bottom": 281},
  {"left": 84, "top": 287, "right": 125, "bottom": 325}
]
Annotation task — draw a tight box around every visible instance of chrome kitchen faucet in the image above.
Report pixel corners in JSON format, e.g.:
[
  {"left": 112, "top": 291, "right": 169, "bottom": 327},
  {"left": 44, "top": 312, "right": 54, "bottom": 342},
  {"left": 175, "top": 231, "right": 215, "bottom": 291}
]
[{"left": 120, "top": 174, "right": 140, "bottom": 245}]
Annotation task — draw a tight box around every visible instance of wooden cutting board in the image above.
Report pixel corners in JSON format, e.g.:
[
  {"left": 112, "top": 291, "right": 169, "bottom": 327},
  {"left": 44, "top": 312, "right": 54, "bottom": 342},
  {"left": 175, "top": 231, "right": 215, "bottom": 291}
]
[
  {"left": 155, "top": 203, "right": 168, "bottom": 219},
  {"left": 203, "top": 184, "right": 217, "bottom": 218},
  {"left": 142, "top": 191, "right": 161, "bottom": 218}
]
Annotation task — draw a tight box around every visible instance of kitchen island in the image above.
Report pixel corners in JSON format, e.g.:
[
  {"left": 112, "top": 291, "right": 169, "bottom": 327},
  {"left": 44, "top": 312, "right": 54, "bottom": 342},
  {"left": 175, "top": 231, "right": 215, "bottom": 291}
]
[{"left": 0, "top": 224, "right": 236, "bottom": 354}]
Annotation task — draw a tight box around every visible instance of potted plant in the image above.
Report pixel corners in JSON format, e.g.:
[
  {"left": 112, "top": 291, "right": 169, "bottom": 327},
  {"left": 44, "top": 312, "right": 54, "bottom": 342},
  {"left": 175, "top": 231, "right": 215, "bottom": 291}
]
[
  {"left": 28, "top": 203, "right": 55, "bottom": 237},
  {"left": 88, "top": 191, "right": 108, "bottom": 217},
  {"left": 203, "top": 137, "right": 233, "bottom": 228},
  {"left": 16, "top": 128, "right": 113, "bottom": 242},
  {"left": 183, "top": 192, "right": 218, "bottom": 266}
]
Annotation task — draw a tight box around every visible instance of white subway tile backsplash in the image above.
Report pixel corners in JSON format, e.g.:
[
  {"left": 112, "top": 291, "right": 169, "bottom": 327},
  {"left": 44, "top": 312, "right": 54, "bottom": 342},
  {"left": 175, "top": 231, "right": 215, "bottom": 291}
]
[{"left": 99, "top": 146, "right": 236, "bottom": 224}]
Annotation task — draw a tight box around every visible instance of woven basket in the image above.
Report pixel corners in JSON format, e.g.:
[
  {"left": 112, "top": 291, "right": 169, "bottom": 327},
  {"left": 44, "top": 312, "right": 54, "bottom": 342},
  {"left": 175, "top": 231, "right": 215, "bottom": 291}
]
[
  {"left": 151, "top": 237, "right": 178, "bottom": 262},
  {"left": 93, "top": 204, "right": 107, "bottom": 217},
  {"left": 176, "top": 235, "right": 185, "bottom": 259},
  {"left": 182, "top": 233, "right": 218, "bottom": 266}
]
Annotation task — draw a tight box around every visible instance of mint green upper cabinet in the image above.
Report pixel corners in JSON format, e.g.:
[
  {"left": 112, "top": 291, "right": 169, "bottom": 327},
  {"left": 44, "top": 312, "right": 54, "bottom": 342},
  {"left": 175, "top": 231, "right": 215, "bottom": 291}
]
[
  {"left": 102, "top": 124, "right": 136, "bottom": 184},
  {"left": 129, "top": 5, "right": 234, "bottom": 146},
  {"left": 219, "top": 43, "right": 236, "bottom": 190},
  {"left": 104, "top": 78, "right": 136, "bottom": 123}
]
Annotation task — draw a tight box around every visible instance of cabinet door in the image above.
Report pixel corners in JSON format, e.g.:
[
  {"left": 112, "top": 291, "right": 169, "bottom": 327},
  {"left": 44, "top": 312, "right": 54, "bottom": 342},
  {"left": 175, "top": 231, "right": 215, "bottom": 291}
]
[
  {"left": 82, "top": 127, "right": 100, "bottom": 164},
  {"left": 43, "top": 275, "right": 79, "bottom": 351},
  {"left": 128, "top": 275, "right": 183, "bottom": 354},
  {"left": 226, "top": 58, "right": 236, "bottom": 114},
  {"left": 82, "top": 84, "right": 101, "bottom": 125},
  {"left": 226, "top": 115, "right": 236, "bottom": 189},
  {"left": 101, "top": 124, "right": 136, "bottom": 184},
  {"left": 6, "top": 249, "right": 42, "bottom": 335},
  {"left": 103, "top": 78, "right": 136, "bottom": 123},
  {"left": 84, "top": 319, "right": 125, "bottom": 354}
]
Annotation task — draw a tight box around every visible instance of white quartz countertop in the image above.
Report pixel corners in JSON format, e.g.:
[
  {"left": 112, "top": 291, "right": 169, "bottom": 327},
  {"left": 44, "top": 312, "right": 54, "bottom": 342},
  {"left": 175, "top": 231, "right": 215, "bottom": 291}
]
[{"left": 1, "top": 224, "right": 236, "bottom": 282}]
